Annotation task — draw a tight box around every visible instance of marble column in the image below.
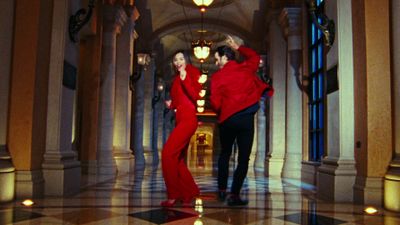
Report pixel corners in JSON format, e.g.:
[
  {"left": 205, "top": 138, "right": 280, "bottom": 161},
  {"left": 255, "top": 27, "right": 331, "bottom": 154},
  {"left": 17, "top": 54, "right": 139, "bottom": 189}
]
[
  {"left": 317, "top": 0, "right": 357, "bottom": 202},
  {"left": 266, "top": 16, "right": 287, "bottom": 177},
  {"left": 0, "top": 0, "right": 15, "bottom": 202},
  {"left": 151, "top": 87, "right": 161, "bottom": 167},
  {"left": 41, "top": 0, "right": 81, "bottom": 196},
  {"left": 78, "top": 1, "right": 104, "bottom": 175},
  {"left": 384, "top": 0, "right": 400, "bottom": 212},
  {"left": 114, "top": 8, "right": 135, "bottom": 174},
  {"left": 133, "top": 59, "right": 155, "bottom": 167},
  {"left": 352, "top": 0, "right": 392, "bottom": 205},
  {"left": 97, "top": 5, "right": 127, "bottom": 175},
  {"left": 133, "top": 62, "right": 146, "bottom": 167},
  {"left": 279, "top": 8, "right": 303, "bottom": 179},
  {"left": 254, "top": 96, "right": 266, "bottom": 169},
  {"left": 144, "top": 61, "right": 156, "bottom": 164},
  {"left": 254, "top": 55, "right": 267, "bottom": 169},
  {"left": 8, "top": 0, "right": 53, "bottom": 198}
]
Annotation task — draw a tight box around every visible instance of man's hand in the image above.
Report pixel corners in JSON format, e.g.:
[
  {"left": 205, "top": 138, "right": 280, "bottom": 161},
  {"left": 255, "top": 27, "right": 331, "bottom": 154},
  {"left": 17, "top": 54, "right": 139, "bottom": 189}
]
[{"left": 225, "top": 35, "right": 239, "bottom": 50}]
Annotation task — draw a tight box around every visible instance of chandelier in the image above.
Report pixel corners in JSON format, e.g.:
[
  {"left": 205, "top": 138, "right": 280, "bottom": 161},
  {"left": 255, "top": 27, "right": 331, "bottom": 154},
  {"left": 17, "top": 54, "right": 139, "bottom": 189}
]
[
  {"left": 192, "top": 40, "right": 212, "bottom": 63},
  {"left": 193, "top": 0, "right": 214, "bottom": 12},
  {"left": 192, "top": 0, "right": 213, "bottom": 63}
]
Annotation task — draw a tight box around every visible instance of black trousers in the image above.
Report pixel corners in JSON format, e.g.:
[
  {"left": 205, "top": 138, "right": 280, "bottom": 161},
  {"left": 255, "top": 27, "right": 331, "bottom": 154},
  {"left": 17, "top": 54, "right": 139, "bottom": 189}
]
[{"left": 217, "top": 112, "right": 255, "bottom": 195}]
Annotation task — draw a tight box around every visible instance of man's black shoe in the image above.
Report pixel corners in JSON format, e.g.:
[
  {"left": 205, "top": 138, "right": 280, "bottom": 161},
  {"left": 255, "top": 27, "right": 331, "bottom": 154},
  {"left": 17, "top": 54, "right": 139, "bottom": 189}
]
[
  {"left": 218, "top": 190, "right": 227, "bottom": 201},
  {"left": 227, "top": 195, "right": 248, "bottom": 206}
]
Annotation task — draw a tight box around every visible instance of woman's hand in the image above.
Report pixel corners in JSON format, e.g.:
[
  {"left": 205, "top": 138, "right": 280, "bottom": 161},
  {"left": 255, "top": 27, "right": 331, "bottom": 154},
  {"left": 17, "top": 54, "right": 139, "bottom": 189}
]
[
  {"left": 165, "top": 100, "right": 172, "bottom": 109},
  {"left": 225, "top": 35, "right": 239, "bottom": 50}
]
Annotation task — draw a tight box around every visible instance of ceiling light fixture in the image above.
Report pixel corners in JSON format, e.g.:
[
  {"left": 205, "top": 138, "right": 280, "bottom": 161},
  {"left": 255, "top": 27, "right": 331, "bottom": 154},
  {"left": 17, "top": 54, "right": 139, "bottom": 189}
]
[
  {"left": 192, "top": 1, "right": 212, "bottom": 63},
  {"left": 193, "top": 0, "right": 214, "bottom": 11}
]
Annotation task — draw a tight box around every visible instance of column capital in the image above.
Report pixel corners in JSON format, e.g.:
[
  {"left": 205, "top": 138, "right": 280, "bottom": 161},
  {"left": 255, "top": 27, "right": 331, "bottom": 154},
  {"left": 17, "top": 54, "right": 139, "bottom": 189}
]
[
  {"left": 103, "top": 5, "right": 128, "bottom": 33},
  {"left": 279, "top": 8, "right": 302, "bottom": 38}
]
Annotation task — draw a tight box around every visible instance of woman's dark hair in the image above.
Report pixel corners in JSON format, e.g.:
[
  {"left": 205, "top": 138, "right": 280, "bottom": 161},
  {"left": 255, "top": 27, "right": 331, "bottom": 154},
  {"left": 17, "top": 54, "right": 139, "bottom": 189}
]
[
  {"left": 216, "top": 45, "right": 236, "bottom": 60},
  {"left": 172, "top": 49, "right": 191, "bottom": 64}
]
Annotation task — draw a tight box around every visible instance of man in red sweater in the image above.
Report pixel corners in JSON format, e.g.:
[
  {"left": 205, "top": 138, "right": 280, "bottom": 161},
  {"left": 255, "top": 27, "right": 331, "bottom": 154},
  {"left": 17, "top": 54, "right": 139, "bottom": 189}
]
[{"left": 210, "top": 36, "right": 274, "bottom": 206}]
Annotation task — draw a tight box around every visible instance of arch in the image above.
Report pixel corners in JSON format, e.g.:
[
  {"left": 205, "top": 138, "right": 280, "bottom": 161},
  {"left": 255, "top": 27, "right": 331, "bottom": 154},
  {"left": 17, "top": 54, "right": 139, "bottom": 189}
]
[{"left": 150, "top": 18, "right": 257, "bottom": 45}]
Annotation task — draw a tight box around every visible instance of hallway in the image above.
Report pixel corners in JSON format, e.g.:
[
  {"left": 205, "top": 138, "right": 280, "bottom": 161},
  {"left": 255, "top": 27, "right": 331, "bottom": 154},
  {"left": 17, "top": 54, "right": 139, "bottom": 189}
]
[
  {"left": 1, "top": 150, "right": 400, "bottom": 224},
  {"left": 1, "top": 0, "right": 400, "bottom": 223}
]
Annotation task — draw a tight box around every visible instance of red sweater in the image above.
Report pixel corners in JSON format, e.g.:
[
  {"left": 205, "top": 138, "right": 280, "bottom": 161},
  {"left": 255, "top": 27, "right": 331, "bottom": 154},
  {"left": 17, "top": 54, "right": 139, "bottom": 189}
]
[
  {"left": 169, "top": 64, "right": 202, "bottom": 110},
  {"left": 210, "top": 46, "right": 274, "bottom": 123}
]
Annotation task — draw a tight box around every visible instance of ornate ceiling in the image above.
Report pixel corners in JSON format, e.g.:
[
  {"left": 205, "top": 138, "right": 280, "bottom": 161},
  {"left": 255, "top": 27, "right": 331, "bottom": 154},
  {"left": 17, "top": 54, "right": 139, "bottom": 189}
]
[{"left": 133, "top": 0, "right": 299, "bottom": 77}]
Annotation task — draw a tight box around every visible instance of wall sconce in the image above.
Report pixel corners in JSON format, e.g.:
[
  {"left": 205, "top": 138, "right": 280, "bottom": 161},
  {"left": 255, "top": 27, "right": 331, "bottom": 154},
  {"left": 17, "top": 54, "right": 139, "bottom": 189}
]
[
  {"left": 130, "top": 53, "right": 151, "bottom": 91},
  {"left": 305, "top": 0, "right": 335, "bottom": 47},
  {"left": 69, "top": 0, "right": 95, "bottom": 43},
  {"left": 137, "top": 53, "right": 151, "bottom": 68},
  {"left": 152, "top": 79, "right": 165, "bottom": 108}
]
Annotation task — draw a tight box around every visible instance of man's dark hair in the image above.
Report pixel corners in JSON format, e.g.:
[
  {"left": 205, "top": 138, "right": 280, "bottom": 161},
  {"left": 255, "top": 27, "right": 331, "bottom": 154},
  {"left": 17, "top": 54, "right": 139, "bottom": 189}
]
[
  {"left": 172, "top": 49, "right": 191, "bottom": 64},
  {"left": 216, "top": 45, "right": 236, "bottom": 60}
]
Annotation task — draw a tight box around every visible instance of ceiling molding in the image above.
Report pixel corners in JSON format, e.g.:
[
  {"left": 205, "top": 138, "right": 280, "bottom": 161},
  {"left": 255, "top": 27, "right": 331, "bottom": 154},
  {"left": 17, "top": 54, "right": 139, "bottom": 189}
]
[{"left": 150, "top": 18, "right": 258, "bottom": 44}]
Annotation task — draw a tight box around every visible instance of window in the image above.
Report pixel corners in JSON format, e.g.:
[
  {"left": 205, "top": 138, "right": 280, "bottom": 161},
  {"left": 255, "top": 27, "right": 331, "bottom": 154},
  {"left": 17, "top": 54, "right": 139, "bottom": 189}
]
[{"left": 308, "top": 0, "right": 325, "bottom": 162}]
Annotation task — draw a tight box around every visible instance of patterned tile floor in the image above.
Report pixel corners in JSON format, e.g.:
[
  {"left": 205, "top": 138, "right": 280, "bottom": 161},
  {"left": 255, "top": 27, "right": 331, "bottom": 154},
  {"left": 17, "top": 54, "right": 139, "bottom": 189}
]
[{"left": 1, "top": 150, "right": 400, "bottom": 224}]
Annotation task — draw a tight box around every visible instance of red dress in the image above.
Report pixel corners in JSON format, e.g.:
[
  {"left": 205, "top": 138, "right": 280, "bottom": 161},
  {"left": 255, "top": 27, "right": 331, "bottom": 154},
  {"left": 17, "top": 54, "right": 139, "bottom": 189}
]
[{"left": 162, "top": 64, "right": 202, "bottom": 201}]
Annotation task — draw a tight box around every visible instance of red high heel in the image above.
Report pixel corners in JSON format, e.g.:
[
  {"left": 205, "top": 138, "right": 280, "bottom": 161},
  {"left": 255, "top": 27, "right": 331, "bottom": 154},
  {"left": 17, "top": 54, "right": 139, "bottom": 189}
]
[{"left": 160, "top": 199, "right": 178, "bottom": 207}]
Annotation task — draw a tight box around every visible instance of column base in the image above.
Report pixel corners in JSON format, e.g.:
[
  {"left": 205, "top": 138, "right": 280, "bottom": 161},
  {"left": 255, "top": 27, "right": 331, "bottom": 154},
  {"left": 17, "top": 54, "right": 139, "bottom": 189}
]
[
  {"left": 354, "top": 176, "right": 383, "bottom": 206},
  {"left": 15, "top": 170, "right": 44, "bottom": 199},
  {"left": 97, "top": 149, "right": 117, "bottom": 175},
  {"left": 144, "top": 150, "right": 160, "bottom": 166},
  {"left": 0, "top": 159, "right": 15, "bottom": 202},
  {"left": 42, "top": 160, "right": 81, "bottom": 196},
  {"left": 81, "top": 160, "right": 97, "bottom": 174},
  {"left": 265, "top": 157, "right": 284, "bottom": 177},
  {"left": 254, "top": 155, "right": 265, "bottom": 169},
  {"left": 301, "top": 161, "right": 320, "bottom": 185},
  {"left": 384, "top": 165, "right": 400, "bottom": 212},
  {"left": 282, "top": 154, "right": 302, "bottom": 179},
  {"left": 317, "top": 157, "right": 356, "bottom": 202},
  {"left": 97, "top": 161, "right": 117, "bottom": 175},
  {"left": 114, "top": 149, "right": 134, "bottom": 174},
  {"left": 384, "top": 159, "right": 400, "bottom": 211}
]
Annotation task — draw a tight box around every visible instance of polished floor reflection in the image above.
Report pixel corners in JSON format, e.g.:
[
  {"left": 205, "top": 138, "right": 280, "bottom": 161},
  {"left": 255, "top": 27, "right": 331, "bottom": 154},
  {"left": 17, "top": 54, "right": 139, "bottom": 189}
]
[{"left": 1, "top": 148, "right": 400, "bottom": 225}]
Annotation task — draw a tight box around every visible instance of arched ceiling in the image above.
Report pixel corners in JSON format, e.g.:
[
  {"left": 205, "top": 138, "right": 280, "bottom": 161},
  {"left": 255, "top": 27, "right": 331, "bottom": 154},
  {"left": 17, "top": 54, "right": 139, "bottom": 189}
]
[{"left": 133, "top": 0, "right": 299, "bottom": 78}]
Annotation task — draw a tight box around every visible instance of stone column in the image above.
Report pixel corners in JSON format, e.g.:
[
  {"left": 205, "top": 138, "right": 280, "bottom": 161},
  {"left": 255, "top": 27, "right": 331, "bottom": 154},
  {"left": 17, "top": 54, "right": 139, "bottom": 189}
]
[
  {"left": 384, "top": 0, "right": 400, "bottom": 212},
  {"left": 78, "top": 0, "right": 106, "bottom": 175},
  {"left": 0, "top": 0, "right": 15, "bottom": 202},
  {"left": 317, "top": 0, "right": 357, "bottom": 202},
  {"left": 133, "top": 59, "right": 155, "bottom": 167},
  {"left": 8, "top": 0, "right": 53, "bottom": 198},
  {"left": 114, "top": 8, "right": 135, "bottom": 174},
  {"left": 97, "top": 5, "right": 127, "bottom": 175},
  {"left": 133, "top": 62, "right": 146, "bottom": 167},
  {"left": 266, "top": 16, "right": 287, "bottom": 177},
  {"left": 352, "top": 0, "right": 392, "bottom": 205},
  {"left": 254, "top": 96, "right": 266, "bottom": 169},
  {"left": 41, "top": 0, "right": 81, "bottom": 196},
  {"left": 144, "top": 61, "right": 156, "bottom": 164},
  {"left": 151, "top": 85, "right": 161, "bottom": 167},
  {"left": 279, "top": 8, "right": 303, "bottom": 179}
]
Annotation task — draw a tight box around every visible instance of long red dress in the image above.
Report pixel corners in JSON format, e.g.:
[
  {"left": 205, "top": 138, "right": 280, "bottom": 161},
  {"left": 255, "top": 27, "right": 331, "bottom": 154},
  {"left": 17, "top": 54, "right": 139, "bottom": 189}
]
[{"left": 162, "top": 64, "right": 202, "bottom": 201}]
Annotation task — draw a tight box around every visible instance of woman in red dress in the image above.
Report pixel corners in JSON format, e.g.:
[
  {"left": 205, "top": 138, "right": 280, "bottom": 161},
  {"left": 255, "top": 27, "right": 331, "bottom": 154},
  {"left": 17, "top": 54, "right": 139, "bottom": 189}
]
[{"left": 161, "top": 50, "right": 202, "bottom": 207}]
